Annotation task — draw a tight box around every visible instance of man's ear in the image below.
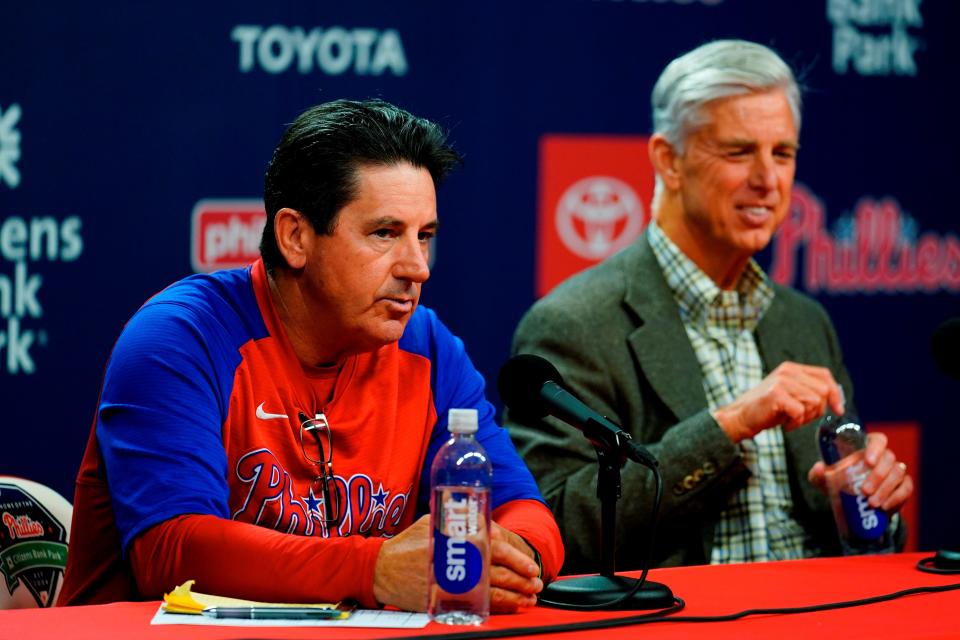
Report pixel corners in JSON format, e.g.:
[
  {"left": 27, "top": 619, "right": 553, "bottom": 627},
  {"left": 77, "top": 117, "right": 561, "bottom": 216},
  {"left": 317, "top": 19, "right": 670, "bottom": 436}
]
[
  {"left": 274, "top": 208, "right": 309, "bottom": 270},
  {"left": 649, "top": 134, "right": 682, "bottom": 191}
]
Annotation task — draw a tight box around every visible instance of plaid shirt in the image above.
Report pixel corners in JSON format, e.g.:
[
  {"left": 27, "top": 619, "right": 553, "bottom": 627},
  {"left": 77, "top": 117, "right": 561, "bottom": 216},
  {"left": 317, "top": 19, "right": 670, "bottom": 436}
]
[{"left": 648, "top": 222, "right": 813, "bottom": 563}]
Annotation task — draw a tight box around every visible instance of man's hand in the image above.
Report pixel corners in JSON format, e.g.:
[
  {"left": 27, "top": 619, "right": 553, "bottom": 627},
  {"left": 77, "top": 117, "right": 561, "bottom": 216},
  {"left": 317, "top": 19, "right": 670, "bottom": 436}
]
[
  {"left": 808, "top": 432, "right": 914, "bottom": 512},
  {"left": 489, "top": 522, "right": 543, "bottom": 612},
  {"left": 373, "top": 515, "right": 431, "bottom": 612},
  {"left": 712, "top": 362, "right": 845, "bottom": 443},
  {"left": 372, "top": 515, "right": 544, "bottom": 613}
]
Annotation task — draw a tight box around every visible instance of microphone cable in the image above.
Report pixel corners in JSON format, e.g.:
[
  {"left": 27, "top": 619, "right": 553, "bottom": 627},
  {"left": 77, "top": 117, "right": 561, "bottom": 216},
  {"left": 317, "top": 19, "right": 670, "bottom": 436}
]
[{"left": 392, "top": 581, "right": 960, "bottom": 640}]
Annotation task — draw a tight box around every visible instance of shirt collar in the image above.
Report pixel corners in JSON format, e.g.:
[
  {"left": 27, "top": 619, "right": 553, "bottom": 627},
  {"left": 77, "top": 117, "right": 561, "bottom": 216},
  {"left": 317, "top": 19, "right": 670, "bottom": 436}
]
[{"left": 647, "top": 220, "right": 774, "bottom": 332}]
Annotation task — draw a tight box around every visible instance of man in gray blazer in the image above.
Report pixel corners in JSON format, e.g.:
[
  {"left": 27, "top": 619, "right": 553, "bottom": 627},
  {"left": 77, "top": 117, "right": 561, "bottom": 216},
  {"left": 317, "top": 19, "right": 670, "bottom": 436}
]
[{"left": 506, "top": 40, "right": 914, "bottom": 574}]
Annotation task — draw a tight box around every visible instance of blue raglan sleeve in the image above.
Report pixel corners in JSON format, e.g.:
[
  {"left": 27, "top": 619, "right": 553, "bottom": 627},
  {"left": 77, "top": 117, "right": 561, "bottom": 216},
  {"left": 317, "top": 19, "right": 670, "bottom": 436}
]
[
  {"left": 403, "top": 307, "right": 547, "bottom": 516},
  {"left": 97, "top": 299, "right": 239, "bottom": 551}
]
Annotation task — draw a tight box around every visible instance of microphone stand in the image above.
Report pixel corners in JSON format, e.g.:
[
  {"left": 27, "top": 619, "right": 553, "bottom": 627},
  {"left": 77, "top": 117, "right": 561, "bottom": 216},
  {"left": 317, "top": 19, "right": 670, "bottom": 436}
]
[{"left": 539, "top": 420, "right": 674, "bottom": 610}]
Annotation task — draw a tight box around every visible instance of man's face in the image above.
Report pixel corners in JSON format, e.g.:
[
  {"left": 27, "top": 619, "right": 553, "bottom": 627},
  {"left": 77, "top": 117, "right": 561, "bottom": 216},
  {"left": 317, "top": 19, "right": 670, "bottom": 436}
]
[
  {"left": 301, "top": 162, "right": 437, "bottom": 359},
  {"left": 673, "top": 90, "right": 798, "bottom": 263}
]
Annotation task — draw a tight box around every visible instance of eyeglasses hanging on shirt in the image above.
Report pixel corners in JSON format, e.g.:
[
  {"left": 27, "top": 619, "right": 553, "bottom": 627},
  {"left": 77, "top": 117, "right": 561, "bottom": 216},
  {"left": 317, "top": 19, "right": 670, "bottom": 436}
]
[{"left": 298, "top": 412, "right": 343, "bottom": 527}]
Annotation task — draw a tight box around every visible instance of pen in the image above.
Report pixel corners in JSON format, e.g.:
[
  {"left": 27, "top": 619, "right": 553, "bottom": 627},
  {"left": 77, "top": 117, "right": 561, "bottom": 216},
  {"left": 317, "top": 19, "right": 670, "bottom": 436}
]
[{"left": 201, "top": 606, "right": 347, "bottom": 620}]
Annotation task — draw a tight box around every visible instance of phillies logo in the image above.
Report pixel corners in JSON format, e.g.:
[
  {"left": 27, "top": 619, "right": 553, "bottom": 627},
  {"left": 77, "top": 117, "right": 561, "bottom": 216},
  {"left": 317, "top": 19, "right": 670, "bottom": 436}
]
[
  {"left": 232, "top": 449, "right": 410, "bottom": 539},
  {"left": 191, "top": 199, "right": 266, "bottom": 272},
  {"left": 770, "top": 184, "right": 960, "bottom": 293},
  {"left": 555, "top": 176, "right": 645, "bottom": 260},
  {"left": 0, "top": 482, "right": 69, "bottom": 608},
  {"left": 3, "top": 513, "right": 44, "bottom": 539}
]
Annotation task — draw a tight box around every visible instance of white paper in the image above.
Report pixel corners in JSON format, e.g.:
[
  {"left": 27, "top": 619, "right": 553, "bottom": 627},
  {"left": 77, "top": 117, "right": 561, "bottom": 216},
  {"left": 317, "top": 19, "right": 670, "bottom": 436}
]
[{"left": 150, "top": 605, "right": 430, "bottom": 628}]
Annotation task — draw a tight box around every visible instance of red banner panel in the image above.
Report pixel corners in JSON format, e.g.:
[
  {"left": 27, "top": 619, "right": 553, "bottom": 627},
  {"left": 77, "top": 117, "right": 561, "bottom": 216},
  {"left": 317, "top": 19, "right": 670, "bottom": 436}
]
[
  {"left": 537, "top": 135, "right": 654, "bottom": 297},
  {"left": 868, "top": 421, "right": 921, "bottom": 551},
  {"left": 191, "top": 199, "right": 266, "bottom": 273}
]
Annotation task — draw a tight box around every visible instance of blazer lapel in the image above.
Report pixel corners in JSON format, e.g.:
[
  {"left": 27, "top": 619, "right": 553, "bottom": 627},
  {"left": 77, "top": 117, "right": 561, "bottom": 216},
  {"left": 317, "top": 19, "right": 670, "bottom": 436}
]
[
  {"left": 755, "top": 294, "right": 798, "bottom": 375},
  {"left": 757, "top": 293, "right": 825, "bottom": 511},
  {"left": 756, "top": 296, "right": 805, "bottom": 454},
  {"left": 623, "top": 234, "right": 708, "bottom": 423}
]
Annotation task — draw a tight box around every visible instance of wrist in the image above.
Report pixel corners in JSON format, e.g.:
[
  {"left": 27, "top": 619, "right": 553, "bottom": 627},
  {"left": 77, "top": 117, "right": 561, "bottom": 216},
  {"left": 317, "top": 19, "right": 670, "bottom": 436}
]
[
  {"left": 370, "top": 537, "right": 392, "bottom": 608},
  {"left": 712, "top": 406, "right": 743, "bottom": 443}
]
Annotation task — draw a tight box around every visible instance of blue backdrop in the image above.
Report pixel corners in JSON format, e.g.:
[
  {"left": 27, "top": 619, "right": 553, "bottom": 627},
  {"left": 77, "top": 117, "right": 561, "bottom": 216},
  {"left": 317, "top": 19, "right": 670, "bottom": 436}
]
[{"left": 3, "top": 0, "right": 957, "bottom": 551}]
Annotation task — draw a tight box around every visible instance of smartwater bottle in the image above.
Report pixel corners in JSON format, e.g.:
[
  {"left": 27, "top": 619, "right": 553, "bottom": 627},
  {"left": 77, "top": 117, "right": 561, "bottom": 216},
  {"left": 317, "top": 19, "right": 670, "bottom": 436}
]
[
  {"left": 428, "top": 408, "right": 492, "bottom": 625},
  {"left": 817, "top": 413, "right": 895, "bottom": 555}
]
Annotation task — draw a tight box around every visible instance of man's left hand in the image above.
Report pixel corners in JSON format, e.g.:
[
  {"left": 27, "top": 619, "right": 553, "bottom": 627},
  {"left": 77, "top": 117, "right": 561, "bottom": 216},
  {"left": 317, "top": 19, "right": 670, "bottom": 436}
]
[
  {"left": 490, "top": 523, "right": 543, "bottom": 613},
  {"left": 808, "top": 432, "right": 914, "bottom": 512}
]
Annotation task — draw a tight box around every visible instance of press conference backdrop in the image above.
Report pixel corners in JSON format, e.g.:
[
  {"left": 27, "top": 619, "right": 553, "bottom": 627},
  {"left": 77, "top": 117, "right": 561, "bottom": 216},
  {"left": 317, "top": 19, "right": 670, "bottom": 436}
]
[{"left": 2, "top": 1, "right": 957, "bottom": 551}]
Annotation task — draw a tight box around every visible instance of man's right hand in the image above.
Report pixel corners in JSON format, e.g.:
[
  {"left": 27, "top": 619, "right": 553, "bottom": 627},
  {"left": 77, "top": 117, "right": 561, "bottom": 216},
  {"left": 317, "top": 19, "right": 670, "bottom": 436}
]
[
  {"left": 711, "top": 361, "right": 845, "bottom": 443},
  {"left": 373, "top": 515, "right": 432, "bottom": 612}
]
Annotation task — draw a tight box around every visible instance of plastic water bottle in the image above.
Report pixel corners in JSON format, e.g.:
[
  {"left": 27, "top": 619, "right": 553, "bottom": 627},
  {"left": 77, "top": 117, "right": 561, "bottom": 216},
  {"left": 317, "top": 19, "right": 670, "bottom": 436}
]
[
  {"left": 428, "top": 408, "right": 492, "bottom": 625},
  {"left": 817, "top": 413, "right": 895, "bottom": 555}
]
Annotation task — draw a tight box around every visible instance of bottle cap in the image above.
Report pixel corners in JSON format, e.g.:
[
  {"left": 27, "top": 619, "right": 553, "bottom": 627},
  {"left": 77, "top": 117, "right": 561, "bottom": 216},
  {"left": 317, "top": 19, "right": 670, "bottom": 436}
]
[
  {"left": 448, "top": 408, "right": 479, "bottom": 434},
  {"left": 817, "top": 413, "right": 865, "bottom": 464}
]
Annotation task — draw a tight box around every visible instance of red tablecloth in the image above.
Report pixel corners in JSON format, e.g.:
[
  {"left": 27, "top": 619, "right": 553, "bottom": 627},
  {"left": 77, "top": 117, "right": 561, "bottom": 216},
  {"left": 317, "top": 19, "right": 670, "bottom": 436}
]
[{"left": 3, "top": 552, "right": 958, "bottom": 639}]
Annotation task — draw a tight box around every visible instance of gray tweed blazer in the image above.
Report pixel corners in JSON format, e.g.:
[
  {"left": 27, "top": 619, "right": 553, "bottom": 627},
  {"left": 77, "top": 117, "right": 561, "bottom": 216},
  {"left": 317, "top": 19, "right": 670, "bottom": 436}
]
[{"left": 505, "top": 231, "right": 860, "bottom": 574}]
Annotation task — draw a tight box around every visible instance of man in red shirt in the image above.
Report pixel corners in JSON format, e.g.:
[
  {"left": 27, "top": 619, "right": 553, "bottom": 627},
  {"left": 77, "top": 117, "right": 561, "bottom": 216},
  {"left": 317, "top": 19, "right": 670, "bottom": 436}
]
[{"left": 61, "top": 99, "right": 563, "bottom": 612}]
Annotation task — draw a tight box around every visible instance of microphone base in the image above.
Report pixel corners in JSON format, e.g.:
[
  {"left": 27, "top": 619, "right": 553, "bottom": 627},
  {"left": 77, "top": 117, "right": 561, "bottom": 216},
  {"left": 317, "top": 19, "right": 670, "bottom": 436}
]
[{"left": 538, "top": 574, "right": 675, "bottom": 610}]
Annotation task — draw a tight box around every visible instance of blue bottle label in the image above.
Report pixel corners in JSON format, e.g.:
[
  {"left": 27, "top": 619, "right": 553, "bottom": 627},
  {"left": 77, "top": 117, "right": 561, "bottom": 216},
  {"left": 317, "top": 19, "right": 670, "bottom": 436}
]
[
  {"left": 433, "top": 493, "right": 483, "bottom": 594},
  {"left": 839, "top": 461, "right": 888, "bottom": 541}
]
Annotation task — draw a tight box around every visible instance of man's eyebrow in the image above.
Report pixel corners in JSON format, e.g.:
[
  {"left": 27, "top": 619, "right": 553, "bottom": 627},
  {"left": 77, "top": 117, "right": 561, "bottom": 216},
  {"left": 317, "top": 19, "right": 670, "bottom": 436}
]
[
  {"left": 718, "top": 138, "right": 800, "bottom": 149},
  {"left": 368, "top": 216, "right": 440, "bottom": 229},
  {"left": 369, "top": 216, "right": 404, "bottom": 227}
]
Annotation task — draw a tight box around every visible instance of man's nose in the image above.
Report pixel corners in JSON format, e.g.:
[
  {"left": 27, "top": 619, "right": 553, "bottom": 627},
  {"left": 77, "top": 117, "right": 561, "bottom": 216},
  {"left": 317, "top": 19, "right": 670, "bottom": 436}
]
[
  {"left": 748, "top": 153, "right": 778, "bottom": 191},
  {"left": 394, "top": 235, "right": 430, "bottom": 283}
]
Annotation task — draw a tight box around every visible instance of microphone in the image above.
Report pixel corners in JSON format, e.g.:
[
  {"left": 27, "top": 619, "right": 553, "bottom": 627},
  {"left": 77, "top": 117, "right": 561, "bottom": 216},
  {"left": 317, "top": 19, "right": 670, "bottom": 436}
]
[
  {"left": 932, "top": 318, "right": 960, "bottom": 380},
  {"left": 498, "top": 354, "right": 657, "bottom": 468}
]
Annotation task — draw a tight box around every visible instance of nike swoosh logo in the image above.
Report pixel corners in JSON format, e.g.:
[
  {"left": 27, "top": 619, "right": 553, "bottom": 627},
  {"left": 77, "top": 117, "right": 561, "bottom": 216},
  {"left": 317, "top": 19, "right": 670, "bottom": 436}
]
[{"left": 256, "top": 402, "right": 289, "bottom": 420}]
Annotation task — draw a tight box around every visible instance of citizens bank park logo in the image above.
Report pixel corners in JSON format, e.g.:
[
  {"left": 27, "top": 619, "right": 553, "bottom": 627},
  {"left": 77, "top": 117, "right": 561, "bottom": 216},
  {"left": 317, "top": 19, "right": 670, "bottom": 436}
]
[
  {"left": 829, "top": 0, "right": 923, "bottom": 76},
  {"left": 191, "top": 200, "right": 265, "bottom": 273},
  {"left": 0, "top": 104, "right": 21, "bottom": 189},
  {"left": 1, "top": 104, "right": 85, "bottom": 376}
]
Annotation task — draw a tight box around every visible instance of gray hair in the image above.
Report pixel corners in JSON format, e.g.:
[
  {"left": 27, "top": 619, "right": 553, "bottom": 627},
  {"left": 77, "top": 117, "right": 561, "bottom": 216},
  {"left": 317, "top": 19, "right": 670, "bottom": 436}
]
[
  {"left": 650, "top": 39, "right": 801, "bottom": 207},
  {"left": 652, "top": 39, "right": 801, "bottom": 147}
]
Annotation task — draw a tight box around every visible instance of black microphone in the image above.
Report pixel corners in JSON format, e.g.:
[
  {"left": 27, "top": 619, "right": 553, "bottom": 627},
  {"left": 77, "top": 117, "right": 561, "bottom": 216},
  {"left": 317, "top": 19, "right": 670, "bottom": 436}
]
[
  {"left": 498, "top": 354, "right": 657, "bottom": 468},
  {"left": 932, "top": 318, "right": 960, "bottom": 380}
]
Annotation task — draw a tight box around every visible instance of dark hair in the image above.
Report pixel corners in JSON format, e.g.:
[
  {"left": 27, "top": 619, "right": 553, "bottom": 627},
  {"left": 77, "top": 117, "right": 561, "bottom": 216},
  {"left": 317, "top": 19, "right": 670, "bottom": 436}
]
[{"left": 261, "top": 99, "right": 462, "bottom": 270}]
